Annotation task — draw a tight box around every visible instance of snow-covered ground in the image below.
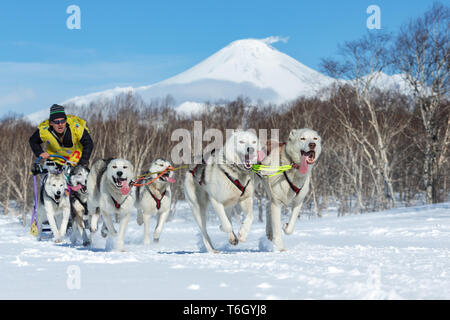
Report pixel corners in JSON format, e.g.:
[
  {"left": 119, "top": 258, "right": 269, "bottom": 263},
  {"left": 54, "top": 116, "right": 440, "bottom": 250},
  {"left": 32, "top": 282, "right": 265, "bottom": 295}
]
[{"left": 1, "top": 201, "right": 449, "bottom": 300}]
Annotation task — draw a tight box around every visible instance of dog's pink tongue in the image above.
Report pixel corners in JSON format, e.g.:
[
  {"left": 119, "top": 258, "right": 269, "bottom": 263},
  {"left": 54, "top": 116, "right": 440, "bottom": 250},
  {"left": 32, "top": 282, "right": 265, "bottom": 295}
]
[
  {"left": 257, "top": 150, "right": 266, "bottom": 162},
  {"left": 120, "top": 180, "right": 130, "bottom": 195},
  {"left": 166, "top": 177, "right": 176, "bottom": 183},
  {"left": 71, "top": 184, "right": 82, "bottom": 192},
  {"left": 299, "top": 155, "right": 309, "bottom": 175}
]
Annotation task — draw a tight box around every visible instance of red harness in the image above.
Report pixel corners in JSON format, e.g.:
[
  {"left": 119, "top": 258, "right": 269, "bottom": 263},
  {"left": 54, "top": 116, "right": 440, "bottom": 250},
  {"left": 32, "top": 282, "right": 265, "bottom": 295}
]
[
  {"left": 149, "top": 190, "right": 166, "bottom": 210},
  {"left": 111, "top": 196, "right": 121, "bottom": 209},
  {"left": 222, "top": 170, "right": 250, "bottom": 197},
  {"left": 190, "top": 165, "right": 204, "bottom": 185}
]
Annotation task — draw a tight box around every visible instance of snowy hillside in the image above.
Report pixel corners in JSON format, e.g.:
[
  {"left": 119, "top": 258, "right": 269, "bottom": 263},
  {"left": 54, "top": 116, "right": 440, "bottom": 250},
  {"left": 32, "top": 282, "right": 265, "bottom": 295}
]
[{"left": 1, "top": 201, "right": 449, "bottom": 299}]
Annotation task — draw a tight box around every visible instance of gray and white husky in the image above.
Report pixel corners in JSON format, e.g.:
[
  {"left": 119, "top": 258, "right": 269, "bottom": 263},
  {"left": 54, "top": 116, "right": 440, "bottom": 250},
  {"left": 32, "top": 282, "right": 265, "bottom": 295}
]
[
  {"left": 87, "top": 158, "right": 135, "bottom": 251},
  {"left": 68, "top": 164, "right": 90, "bottom": 246},
  {"left": 36, "top": 172, "right": 71, "bottom": 242},
  {"left": 260, "top": 128, "right": 322, "bottom": 251},
  {"left": 184, "top": 130, "right": 265, "bottom": 253},
  {"left": 135, "top": 158, "right": 175, "bottom": 245}
]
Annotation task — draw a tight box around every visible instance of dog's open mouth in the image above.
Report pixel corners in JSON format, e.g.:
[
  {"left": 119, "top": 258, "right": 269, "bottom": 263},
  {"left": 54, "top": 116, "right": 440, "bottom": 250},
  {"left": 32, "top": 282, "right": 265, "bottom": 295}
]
[
  {"left": 54, "top": 194, "right": 61, "bottom": 201},
  {"left": 243, "top": 153, "right": 254, "bottom": 170},
  {"left": 159, "top": 171, "right": 176, "bottom": 183},
  {"left": 301, "top": 150, "right": 316, "bottom": 164},
  {"left": 113, "top": 176, "right": 127, "bottom": 188},
  {"left": 71, "top": 183, "right": 87, "bottom": 193},
  {"left": 112, "top": 176, "right": 131, "bottom": 195}
]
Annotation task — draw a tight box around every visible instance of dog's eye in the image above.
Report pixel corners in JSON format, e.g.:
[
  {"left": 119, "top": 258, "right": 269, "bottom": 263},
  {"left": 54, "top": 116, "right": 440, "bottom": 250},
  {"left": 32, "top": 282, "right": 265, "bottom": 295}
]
[
  {"left": 78, "top": 173, "right": 82, "bottom": 176},
  {"left": 239, "top": 141, "right": 245, "bottom": 144},
  {"left": 314, "top": 137, "right": 318, "bottom": 140},
  {"left": 301, "top": 138, "right": 306, "bottom": 141},
  {"left": 112, "top": 166, "right": 117, "bottom": 169},
  {"left": 52, "top": 184, "right": 56, "bottom": 187},
  {"left": 123, "top": 166, "right": 128, "bottom": 169},
  {"left": 252, "top": 141, "right": 256, "bottom": 144}
]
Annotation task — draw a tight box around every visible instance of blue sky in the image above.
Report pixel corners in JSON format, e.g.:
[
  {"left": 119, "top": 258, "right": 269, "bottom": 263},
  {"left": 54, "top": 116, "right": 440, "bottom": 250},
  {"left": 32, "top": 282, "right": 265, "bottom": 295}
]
[{"left": 0, "top": 0, "right": 440, "bottom": 117}]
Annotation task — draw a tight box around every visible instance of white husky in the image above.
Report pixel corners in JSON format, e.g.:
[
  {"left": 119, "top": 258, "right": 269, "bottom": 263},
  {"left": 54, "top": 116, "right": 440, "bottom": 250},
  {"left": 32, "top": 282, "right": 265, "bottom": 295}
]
[
  {"left": 184, "top": 130, "right": 265, "bottom": 253},
  {"left": 135, "top": 158, "right": 176, "bottom": 245},
  {"left": 36, "top": 172, "right": 71, "bottom": 242},
  {"left": 260, "top": 128, "right": 322, "bottom": 251},
  {"left": 87, "top": 158, "right": 135, "bottom": 251},
  {"left": 68, "top": 164, "right": 90, "bottom": 246}
]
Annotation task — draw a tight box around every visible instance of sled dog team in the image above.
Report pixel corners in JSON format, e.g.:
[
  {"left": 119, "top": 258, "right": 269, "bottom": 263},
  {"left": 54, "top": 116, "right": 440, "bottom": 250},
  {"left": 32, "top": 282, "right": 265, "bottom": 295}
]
[{"left": 37, "top": 128, "right": 322, "bottom": 252}]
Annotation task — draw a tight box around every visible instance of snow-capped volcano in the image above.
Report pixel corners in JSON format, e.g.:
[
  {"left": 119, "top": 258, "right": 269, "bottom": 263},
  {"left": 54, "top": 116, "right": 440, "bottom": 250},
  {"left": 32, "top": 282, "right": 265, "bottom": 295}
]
[
  {"left": 26, "top": 38, "right": 334, "bottom": 122},
  {"left": 155, "top": 38, "right": 334, "bottom": 101}
]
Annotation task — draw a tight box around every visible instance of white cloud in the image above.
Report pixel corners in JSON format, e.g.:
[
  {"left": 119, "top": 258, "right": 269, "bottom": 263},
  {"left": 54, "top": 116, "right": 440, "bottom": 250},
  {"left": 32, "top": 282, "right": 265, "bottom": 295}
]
[
  {"left": 260, "top": 35, "right": 290, "bottom": 44},
  {"left": 0, "top": 88, "right": 35, "bottom": 106}
]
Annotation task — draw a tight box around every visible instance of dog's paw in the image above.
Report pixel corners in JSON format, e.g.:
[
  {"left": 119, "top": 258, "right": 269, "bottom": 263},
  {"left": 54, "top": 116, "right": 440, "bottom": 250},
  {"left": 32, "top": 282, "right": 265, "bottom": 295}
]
[
  {"left": 54, "top": 238, "right": 62, "bottom": 244},
  {"left": 228, "top": 233, "right": 239, "bottom": 246},
  {"left": 237, "top": 231, "right": 247, "bottom": 243},
  {"left": 153, "top": 238, "right": 160, "bottom": 243},
  {"left": 282, "top": 223, "right": 293, "bottom": 235}
]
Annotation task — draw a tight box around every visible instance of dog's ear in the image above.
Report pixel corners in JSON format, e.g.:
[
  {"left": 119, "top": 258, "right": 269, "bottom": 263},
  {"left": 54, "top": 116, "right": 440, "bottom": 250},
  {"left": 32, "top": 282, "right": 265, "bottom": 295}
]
[{"left": 288, "top": 129, "right": 300, "bottom": 141}]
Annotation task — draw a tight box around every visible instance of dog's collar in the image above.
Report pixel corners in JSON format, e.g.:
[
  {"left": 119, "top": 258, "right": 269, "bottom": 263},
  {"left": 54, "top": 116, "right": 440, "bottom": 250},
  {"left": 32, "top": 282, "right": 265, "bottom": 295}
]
[{"left": 291, "top": 163, "right": 300, "bottom": 170}]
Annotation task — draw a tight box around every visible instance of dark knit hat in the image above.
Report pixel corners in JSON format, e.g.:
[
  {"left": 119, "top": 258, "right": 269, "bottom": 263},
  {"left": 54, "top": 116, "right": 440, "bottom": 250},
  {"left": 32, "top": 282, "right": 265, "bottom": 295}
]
[{"left": 49, "top": 104, "right": 67, "bottom": 122}]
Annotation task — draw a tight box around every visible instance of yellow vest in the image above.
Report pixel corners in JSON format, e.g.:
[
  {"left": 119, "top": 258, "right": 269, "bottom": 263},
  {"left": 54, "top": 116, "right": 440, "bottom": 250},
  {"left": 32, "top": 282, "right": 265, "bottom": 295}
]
[{"left": 38, "top": 115, "right": 90, "bottom": 165}]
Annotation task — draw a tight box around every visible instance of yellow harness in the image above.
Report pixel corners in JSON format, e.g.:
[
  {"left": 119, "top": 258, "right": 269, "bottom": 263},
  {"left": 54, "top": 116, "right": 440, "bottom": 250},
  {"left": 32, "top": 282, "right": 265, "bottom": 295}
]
[{"left": 37, "top": 115, "right": 89, "bottom": 165}]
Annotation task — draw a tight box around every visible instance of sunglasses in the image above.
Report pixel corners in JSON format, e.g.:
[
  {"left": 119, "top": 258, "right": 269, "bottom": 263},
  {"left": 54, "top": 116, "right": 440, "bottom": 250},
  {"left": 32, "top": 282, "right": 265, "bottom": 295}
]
[{"left": 51, "top": 119, "right": 66, "bottom": 125}]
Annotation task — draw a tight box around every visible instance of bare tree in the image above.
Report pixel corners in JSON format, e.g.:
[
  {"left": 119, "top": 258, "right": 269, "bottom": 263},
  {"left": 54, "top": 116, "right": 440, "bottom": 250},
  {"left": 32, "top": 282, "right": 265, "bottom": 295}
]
[{"left": 393, "top": 2, "right": 449, "bottom": 203}]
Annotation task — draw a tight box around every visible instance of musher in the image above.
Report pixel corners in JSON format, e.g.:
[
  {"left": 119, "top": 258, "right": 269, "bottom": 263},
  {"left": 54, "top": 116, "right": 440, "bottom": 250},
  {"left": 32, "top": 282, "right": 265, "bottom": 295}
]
[{"left": 29, "top": 104, "right": 94, "bottom": 171}]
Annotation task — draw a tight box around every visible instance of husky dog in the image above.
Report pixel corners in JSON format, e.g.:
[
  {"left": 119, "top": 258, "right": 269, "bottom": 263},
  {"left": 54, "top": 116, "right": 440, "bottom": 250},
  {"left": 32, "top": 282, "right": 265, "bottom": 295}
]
[
  {"left": 260, "top": 128, "right": 322, "bottom": 251},
  {"left": 67, "top": 164, "right": 90, "bottom": 246},
  {"left": 36, "top": 172, "right": 71, "bottom": 242},
  {"left": 87, "top": 158, "right": 135, "bottom": 251},
  {"left": 184, "top": 130, "right": 265, "bottom": 253},
  {"left": 42, "top": 159, "right": 61, "bottom": 174},
  {"left": 135, "top": 158, "right": 176, "bottom": 245}
]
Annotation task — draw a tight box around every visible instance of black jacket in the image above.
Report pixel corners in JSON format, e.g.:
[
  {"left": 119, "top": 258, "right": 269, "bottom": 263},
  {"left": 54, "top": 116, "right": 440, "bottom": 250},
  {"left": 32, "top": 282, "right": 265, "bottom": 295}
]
[{"left": 29, "top": 123, "right": 94, "bottom": 166}]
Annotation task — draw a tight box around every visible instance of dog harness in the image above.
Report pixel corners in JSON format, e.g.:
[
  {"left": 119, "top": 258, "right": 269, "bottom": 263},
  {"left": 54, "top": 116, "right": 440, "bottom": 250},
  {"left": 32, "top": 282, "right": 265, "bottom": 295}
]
[
  {"left": 283, "top": 164, "right": 302, "bottom": 195},
  {"left": 222, "top": 170, "right": 250, "bottom": 197},
  {"left": 111, "top": 195, "right": 129, "bottom": 209},
  {"left": 149, "top": 190, "right": 166, "bottom": 210},
  {"left": 190, "top": 164, "right": 205, "bottom": 185}
]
